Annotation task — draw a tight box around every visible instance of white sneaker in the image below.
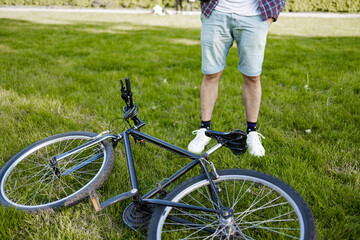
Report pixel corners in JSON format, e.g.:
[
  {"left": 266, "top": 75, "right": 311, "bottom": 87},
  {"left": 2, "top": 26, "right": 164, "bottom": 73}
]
[
  {"left": 188, "top": 128, "right": 211, "bottom": 154},
  {"left": 246, "top": 132, "right": 265, "bottom": 157}
]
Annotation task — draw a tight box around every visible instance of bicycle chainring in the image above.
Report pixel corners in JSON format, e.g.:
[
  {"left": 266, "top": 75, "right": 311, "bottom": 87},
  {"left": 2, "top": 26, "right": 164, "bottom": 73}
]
[{"left": 122, "top": 203, "right": 152, "bottom": 231}]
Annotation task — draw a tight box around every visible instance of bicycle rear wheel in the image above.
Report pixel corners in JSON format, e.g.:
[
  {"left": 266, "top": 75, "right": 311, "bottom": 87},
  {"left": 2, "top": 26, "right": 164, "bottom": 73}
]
[
  {"left": 148, "top": 169, "right": 317, "bottom": 240},
  {"left": 0, "top": 131, "right": 115, "bottom": 212}
]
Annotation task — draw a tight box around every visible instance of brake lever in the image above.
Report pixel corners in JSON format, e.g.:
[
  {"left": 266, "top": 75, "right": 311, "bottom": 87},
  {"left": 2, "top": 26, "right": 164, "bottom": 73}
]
[
  {"left": 120, "top": 79, "right": 125, "bottom": 90},
  {"left": 125, "top": 77, "right": 134, "bottom": 108},
  {"left": 120, "top": 79, "right": 129, "bottom": 104}
]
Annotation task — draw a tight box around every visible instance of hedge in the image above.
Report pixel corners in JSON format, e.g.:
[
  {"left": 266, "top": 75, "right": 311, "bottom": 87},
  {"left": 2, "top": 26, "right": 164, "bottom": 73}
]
[
  {"left": 285, "top": 0, "right": 360, "bottom": 13},
  {"left": 0, "top": 0, "right": 359, "bottom": 12},
  {"left": 0, "top": 0, "right": 174, "bottom": 8}
]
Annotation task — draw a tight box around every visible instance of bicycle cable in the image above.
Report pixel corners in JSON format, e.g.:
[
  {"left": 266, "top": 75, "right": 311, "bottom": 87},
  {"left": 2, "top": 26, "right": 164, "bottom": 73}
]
[{"left": 108, "top": 117, "right": 129, "bottom": 134}]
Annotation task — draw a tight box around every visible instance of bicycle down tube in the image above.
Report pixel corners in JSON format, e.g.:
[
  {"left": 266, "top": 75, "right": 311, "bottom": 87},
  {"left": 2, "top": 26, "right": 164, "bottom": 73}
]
[
  {"left": 124, "top": 128, "right": 227, "bottom": 214},
  {"left": 49, "top": 124, "right": 228, "bottom": 214}
]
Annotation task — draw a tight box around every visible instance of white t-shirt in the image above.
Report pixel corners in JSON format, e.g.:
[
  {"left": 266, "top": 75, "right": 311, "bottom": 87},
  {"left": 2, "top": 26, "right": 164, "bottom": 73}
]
[{"left": 215, "top": 0, "right": 261, "bottom": 16}]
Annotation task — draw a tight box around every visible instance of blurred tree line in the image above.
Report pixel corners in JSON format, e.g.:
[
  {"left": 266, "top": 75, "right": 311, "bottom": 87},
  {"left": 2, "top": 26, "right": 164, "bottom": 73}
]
[{"left": 0, "top": 0, "right": 359, "bottom": 12}]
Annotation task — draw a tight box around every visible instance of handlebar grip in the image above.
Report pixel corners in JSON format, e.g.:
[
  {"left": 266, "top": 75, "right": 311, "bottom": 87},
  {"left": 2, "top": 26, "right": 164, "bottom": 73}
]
[{"left": 125, "top": 77, "right": 131, "bottom": 92}]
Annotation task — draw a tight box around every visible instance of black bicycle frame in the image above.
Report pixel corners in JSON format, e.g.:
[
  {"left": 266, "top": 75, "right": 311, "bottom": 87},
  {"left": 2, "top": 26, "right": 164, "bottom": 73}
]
[
  {"left": 122, "top": 128, "right": 224, "bottom": 215},
  {"left": 53, "top": 125, "right": 226, "bottom": 215}
]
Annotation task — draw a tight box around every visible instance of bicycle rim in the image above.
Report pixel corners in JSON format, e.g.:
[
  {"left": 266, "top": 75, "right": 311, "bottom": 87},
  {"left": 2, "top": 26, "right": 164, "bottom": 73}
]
[
  {"left": 0, "top": 133, "right": 110, "bottom": 210},
  {"left": 155, "top": 171, "right": 308, "bottom": 240}
]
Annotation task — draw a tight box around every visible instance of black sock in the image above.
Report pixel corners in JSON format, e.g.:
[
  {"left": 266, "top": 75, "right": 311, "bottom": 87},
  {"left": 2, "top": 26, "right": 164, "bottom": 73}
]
[
  {"left": 201, "top": 120, "right": 211, "bottom": 129},
  {"left": 247, "top": 121, "right": 257, "bottom": 133}
]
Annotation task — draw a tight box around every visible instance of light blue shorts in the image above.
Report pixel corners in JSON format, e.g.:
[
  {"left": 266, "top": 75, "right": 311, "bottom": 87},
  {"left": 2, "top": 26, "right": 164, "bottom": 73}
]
[{"left": 201, "top": 10, "right": 271, "bottom": 76}]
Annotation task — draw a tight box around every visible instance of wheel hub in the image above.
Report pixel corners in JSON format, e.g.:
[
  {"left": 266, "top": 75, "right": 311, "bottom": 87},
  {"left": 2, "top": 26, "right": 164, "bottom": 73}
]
[{"left": 217, "top": 209, "right": 243, "bottom": 239}]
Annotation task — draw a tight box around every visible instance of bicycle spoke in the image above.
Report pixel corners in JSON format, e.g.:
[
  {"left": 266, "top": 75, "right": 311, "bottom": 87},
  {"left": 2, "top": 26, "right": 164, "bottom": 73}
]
[
  {"left": 154, "top": 172, "right": 308, "bottom": 240},
  {"left": 236, "top": 200, "right": 289, "bottom": 221},
  {"left": 204, "top": 183, "right": 220, "bottom": 210},
  {"left": 223, "top": 180, "right": 231, "bottom": 209},
  {"left": 172, "top": 208, "right": 217, "bottom": 226},
  {"left": 236, "top": 187, "right": 274, "bottom": 220},
  {"left": 241, "top": 210, "right": 297, "bottom": 230},
  {"left": 247, "top": 224, "right": 300, "bottom": 239},
  {"left": 179, "top": 220, "right": 218, "bottom": 240},
  {"left": 232, "top": 180, "right": 255, "bottom": 209},
  {"left": 13, "top": 137, "right": 106, "bottom": 204},
  {"left": 179, "top": 193, "right": 218, "bottom": 221},
  {"left": 23, "top": 177, "right": 56, "bottom": 205}
]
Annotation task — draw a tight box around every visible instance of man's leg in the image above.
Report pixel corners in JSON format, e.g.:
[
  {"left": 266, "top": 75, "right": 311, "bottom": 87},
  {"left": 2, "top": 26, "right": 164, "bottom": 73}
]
[
  {"left": 242, "top": 74, "right": 261, "bottom": 123},
  {"left": 199, "top": 10, "right": 232, "bottom": 124},
  {"left": 187, "top": 72, "right": 222, "bottom": 154},
  {"left": 242, "top": 74, "right": 265, "bottom": 157},
  {"left": 232, "top": 14, "right": 269, "bottom": 157},
  {"left": 188, "top": 10, "right": 232, "bottom": 154},
  {"left": 201, "top": 71, "right": 223, "bottom": 122}
]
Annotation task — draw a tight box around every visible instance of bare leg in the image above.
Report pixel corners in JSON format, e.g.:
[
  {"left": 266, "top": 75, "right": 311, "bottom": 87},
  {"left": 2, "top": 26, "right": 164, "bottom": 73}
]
[
  {"left": 242, "top": 74, "right": 261, "bottom": 123},
  {"left": 188, "top": 72, "right": 222, "bottom": 153},
  {"left": 200, "top": 71, "right": 223, "bottom": 122}
]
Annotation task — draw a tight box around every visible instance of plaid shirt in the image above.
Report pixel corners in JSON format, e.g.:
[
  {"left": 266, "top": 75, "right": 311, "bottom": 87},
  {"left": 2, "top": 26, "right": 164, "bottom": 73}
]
[{"left": 201, "top": 0, "right": 286, "bottom": 21}]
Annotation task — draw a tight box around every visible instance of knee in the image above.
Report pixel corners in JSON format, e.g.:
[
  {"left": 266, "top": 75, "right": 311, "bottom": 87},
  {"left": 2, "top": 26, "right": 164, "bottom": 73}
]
[
  {"left": 203, "top": 72, "right": 222, "bottom": 83},
  {"left": 243, "top": 74, "right": 260, "bottom": 85}
]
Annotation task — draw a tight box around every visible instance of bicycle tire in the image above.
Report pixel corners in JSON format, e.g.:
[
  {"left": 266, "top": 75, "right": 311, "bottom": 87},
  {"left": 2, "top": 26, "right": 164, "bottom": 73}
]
[
  {"left": 148, "top": 169, "right": 317, "bottom": 240},
  {"left": 0, "top": 131, "right": 115, "bottom": 212}
]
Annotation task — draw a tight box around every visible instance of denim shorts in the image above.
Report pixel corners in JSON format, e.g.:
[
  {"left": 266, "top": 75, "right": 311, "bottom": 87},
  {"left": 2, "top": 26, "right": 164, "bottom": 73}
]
[{"left": 201, "top": 10, "right": 271, "bottom": 76}]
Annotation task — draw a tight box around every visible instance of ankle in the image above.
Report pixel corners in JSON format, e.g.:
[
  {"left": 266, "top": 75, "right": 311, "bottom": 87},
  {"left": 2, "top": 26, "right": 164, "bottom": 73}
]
[
  {"left": 201, "top": 120, "right": 211, "bottom": 130},
  {"left": 246, "top": 121, "right": 257, "bottom": 134}
]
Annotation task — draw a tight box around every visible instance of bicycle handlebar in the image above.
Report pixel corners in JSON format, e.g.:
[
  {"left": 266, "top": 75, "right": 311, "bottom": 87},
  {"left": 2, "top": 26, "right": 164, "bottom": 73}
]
[
  {"left": 121, "top": 77, "right": 133, "bottom": 108},
  {"left": 125, "top": 77, "right": 132, "bottom": 93},
  {"left": 120, "top": 77, "right": 143, "bottom": 126}
]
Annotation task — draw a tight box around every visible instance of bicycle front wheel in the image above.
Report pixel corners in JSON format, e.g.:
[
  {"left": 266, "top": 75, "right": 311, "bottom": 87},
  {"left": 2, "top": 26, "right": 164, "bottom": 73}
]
[
  {"left": 148, "top": 169, "right": 317, "bottom": 240},
  {"left": 0, "top": 131, "right": 115, "bottom": 212}
]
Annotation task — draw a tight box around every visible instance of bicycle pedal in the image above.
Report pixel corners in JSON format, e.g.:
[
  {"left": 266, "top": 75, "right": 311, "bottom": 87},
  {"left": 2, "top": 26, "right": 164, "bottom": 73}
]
[
  {"left": 139, "top": 139, "right": 146, "bottom": 146},
  {"left": 89, "top": 190, "right": 102, "bottom": 212}
]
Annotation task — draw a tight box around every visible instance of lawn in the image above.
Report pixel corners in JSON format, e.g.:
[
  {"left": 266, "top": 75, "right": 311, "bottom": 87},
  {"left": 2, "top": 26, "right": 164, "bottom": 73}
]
[{"left": 0, "top": 10, "right": 359, "bottom": 239}]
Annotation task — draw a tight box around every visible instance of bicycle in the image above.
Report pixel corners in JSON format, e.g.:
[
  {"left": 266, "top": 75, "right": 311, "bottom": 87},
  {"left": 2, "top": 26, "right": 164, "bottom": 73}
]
[{"left": 0, "top": 78, "right": 317, "bottom": 239}]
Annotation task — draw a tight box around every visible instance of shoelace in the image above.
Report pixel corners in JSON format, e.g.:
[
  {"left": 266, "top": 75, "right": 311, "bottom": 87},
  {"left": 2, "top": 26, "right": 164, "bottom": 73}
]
[
  {"left": 256, "top": 132, "right": 265, "bottom": 140},
  {"left": 192, "top": 129, "right": 201, "bottom": 135},
  {"left": 192, "top": 129, "right": 207, "bottom": 135},
  {"left": 248, "top": 132, "right": 265, "bottom": 143}
]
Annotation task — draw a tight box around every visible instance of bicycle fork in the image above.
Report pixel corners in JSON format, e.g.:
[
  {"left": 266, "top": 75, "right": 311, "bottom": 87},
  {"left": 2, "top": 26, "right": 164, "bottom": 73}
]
[
  {"left": 199, "top": 144, "right": 239, "bottom": 235},
  {"left": 199, "top": 145, "right": 228, "bottom": 211}
]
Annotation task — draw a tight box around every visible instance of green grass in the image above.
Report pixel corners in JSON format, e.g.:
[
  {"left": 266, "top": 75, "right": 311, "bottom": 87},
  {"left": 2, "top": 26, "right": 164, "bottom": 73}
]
[{"left": 0, "top": 11, "right": 360, "bottom": 239}]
